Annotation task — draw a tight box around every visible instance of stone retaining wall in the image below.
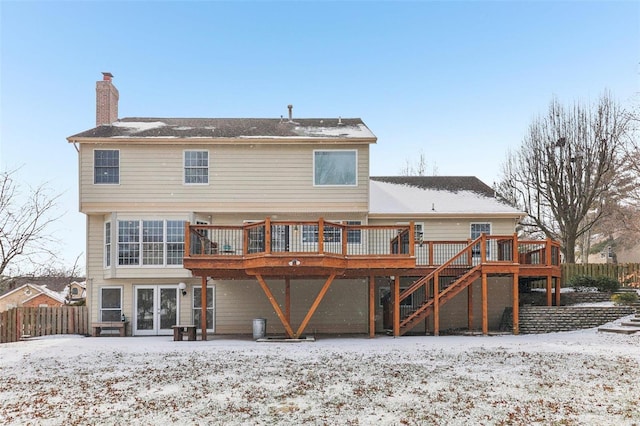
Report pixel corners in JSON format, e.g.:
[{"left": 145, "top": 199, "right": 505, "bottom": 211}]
[{"left": 513, "top": 306, "right": 636, "bottom": 334}]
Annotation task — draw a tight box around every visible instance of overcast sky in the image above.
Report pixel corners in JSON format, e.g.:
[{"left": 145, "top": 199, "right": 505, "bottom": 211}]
[{"left": 1, "top": 1, "right": 638, "bottom": 272}]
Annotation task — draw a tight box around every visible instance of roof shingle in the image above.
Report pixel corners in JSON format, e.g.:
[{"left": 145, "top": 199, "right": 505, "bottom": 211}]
[{"left": 68, "top": 117, "right": 376, "bottom": 140}]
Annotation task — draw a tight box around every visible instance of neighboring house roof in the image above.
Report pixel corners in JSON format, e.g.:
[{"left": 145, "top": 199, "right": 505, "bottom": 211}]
[
  {"left": 22, "top": 285, "right": 66, "bottom": 305},
  {"left": 0, "top": 283, "right": 65, "bottom": 305},
  {"left": 0, "top": 276, "right": 84, "bottom": 295},
  {"left": 67, "top": 117, "right": 376, "bottom": 141},
  {"left": 369, "top": 176, "right": 524, "bottom": 217}
]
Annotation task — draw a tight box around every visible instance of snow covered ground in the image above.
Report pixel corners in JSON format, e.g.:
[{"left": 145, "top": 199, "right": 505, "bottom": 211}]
[{"left": 1, "top": 319, "right": 639, "bottom": 426}]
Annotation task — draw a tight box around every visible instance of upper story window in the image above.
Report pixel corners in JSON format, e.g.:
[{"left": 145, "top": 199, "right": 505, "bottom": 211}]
[
  {"left": 313, "top": 150, "right": 357, "bottom": 186},
  {"left": 184, "top": 151, "right": 209, "bottom": 184},
  {"left": 94, "top": 150, "right": 119, "bottom": 184}
]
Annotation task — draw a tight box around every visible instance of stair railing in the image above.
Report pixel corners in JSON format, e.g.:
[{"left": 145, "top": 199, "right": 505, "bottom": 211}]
[{"left": 397, "top": 235, "right": 484, "bottom": 332}]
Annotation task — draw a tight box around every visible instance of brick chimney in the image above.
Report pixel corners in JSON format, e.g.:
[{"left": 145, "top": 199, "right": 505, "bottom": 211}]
[{"left": 96, "top": 72, "right": 119, "bottom": 126}]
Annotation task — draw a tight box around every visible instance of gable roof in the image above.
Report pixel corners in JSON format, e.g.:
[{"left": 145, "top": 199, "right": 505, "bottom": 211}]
[
  {"left": 0, "top": 276, "right": 83, "bottom": 295},
  {"left": 68, "top": 117, "right": 376, "bottom": 141},
  {"left": 0, "top": 283, "right": 65, "bottom": 304},
  {"left": 22, "top": 285, "right": 66, "bottom": 305},
  {"left": 371, "top": 176, "right": 496, "bottom": 197},
  {"left": 369, "top": 176, "right": 524, "bottom": 217}
]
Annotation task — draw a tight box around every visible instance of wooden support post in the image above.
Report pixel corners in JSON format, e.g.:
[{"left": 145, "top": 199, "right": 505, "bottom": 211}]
[
  {"left": 243, "top": 224, "right": 249, "bottom": 255},
  {"left": 265, "top": 217, "right": 271, "bottom": 254},
  {"left": 342, "top": 225, "right": 348, "bottom": 256},
  {"left": 481, "top": 273, "right": 488, "bottom": 335},
  {"left": 201, "top": 276, "right": 207, "bottom": 341},
  {"left": 467, "top": 279, "right": 473, "bottom": 331},
  {"left": 369, "top": 275, "right": 375, "bottom": 338},
  {"left": 433, "top": 272, "right": 440, "bottom": 336},
  {"left": 318, "top": 218, "right": 324, "bottom": 254},
  {"left": 546, "top": 274, "right": 553, "bottom": 306},
  {"left": 555, "top": 276, "right": 561, "bottom": 307},
  {"left": 481, "top": 234, "right": 487, "bottom": 263},
  {"left": 393, "top": 275, "right": 400, "bottom": 337},
  {"left": 512, "top": 272, "right": 519, "bottom": 335},
  {"left": 295, "top": 274, "right": 336, "bottom": 338},
  {"left": 408, "top": 221, "right": 415, "bottom": 257},
  {"left": 428, "top": 241, "right": 434, "bottom": 266},
  {"left": 255, "top": 275, "right": 294, "bottom": 338},
  {"left": 185, "top": 221, "right": 191, "bottom": 257},
  {"left": 285, "top": 277, "right": 291, "bottom": 324}
]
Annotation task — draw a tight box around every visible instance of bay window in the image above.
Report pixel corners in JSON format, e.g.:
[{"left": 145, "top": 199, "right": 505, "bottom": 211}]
[{"left": 117, "top": 219, "right": 185, "bottom": 266}]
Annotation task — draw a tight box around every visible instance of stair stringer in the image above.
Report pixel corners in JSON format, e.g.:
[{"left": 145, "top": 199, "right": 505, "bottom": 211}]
[{"left": 400, "top": 265, "right": 482, "bottom": 335}]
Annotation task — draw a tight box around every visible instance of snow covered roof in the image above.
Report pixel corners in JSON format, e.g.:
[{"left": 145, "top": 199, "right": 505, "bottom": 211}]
[
  {"left": 0, "top": 283, "right": 65, "bottom": 304},
  {"left": 369, "top": 176, "right": 524, "bottom": 216},
  {"left": 68, "top": 117, "right": 376, "bottom": 141}
]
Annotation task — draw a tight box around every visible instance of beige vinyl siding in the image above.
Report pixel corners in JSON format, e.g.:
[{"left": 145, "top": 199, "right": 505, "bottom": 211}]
[
  {"left": 212, "top": 278, "right": 368, "bottom": 334},
  {"left": 80, "top": 143, "right": 369, "bottom": 213},
  {"left": 368, "top": 217, "right": 518, "bottom": 240}
]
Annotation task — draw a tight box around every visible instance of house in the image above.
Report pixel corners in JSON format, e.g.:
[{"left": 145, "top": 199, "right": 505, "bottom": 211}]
[
  {"left": 64, "top": 281, "right": 87, "bottom": 303},
  {"left": 0, "top": 283, "right": 66, "bottom": 312},
  {"left": 67, "top": 73, "right": 561, "bottom": 338}
]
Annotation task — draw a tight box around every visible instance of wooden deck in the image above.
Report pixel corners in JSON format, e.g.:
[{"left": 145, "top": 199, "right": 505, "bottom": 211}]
[{"left": 183, "top": 219, "right": 562, "bottom": 339}]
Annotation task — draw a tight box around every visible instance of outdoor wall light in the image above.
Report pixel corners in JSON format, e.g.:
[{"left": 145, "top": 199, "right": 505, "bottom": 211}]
[
  {"left": 288, "top": 259, "right": 301, "bottom": 266},
  {"left": 178, "top": 282, "right": 187, "bottom": 296}
]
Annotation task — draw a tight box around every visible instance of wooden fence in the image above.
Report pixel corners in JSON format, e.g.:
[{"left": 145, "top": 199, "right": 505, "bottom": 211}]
[
  {"left": 561, "top": 263, "right": 640, "bottom": 288},
  {"left": 0, "top": 306, "right": 89, "bottom": 344}
]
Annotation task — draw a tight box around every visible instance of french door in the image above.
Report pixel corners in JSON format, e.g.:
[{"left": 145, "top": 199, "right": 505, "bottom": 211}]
[{"left": 134, "top": 285, "right": 179, "bottom": 335}]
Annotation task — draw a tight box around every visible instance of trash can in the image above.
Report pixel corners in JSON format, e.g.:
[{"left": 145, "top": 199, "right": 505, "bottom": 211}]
[{"left": 252, "top": 318, "right": 266, "bottom": 340}]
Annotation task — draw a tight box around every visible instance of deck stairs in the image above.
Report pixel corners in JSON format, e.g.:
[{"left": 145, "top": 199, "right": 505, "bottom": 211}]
[{"left": 398, "top": 237, "right": 483, "bottom": 335}]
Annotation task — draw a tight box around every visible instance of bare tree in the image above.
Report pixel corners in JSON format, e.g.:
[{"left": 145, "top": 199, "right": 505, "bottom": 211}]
[
  {"left": 497, "top": 93, "right": 631, "bottom": 263},
  {"left": 400, "top": 150, "right": 438, "bottom": 176},
  {"left": 0, "top": 169, "right": 62, "bottom": 276}
]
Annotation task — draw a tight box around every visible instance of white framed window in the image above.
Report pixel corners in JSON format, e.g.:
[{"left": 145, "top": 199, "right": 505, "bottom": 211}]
[
  {"left": 142, "top": 220, "right": 164, "bottom": 265},
  {"left": 104, "top": 222, "right": 111, "bottom": 267},
  {"left": 184, "top": 150, "right": 209, "bottom": 184},
  {"left": 118, "top": 220, "right": 140, "bottom": 265},
  {"left": 166, "top": 221, "right": 186, "bottom": 265},
  {"left": 192, "top": 286, "right": 214, "bottom": 332},
  {"left": 313, "top": 150, "right": 357, "bottom": 186},
  {"left": 99, "top": 287, "right": 122, "bottom": 321},
  {"left": 117, "top": 220, "right": 186, "bottom": 266},
  {"left": 94, "top": 149, "right": 119, "bottom": 184},
  {"left": 345, "top": 220, "right": 362, "bottom": 244},
  {"left": 471, "top": 222, "right": 491, "bottom": 257},
  {"left": 414, "top": 222, "right": 424, "bottom": 242},
  {"left": 301, "top": 224, "right": 342, "bottom": 243}
]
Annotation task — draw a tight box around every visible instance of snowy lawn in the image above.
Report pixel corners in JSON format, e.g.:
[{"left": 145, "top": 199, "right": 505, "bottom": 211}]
[{"left": 1, "top": 320, "right": 639, "bottom": 426}]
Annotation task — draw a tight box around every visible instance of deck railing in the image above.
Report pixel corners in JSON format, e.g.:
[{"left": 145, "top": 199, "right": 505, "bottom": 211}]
[
  {"left": 186, "top": 219, "right": 415, "bottom": 258},
  {"left": 186, "top": 222, "right": 561, "bottom": 269}
]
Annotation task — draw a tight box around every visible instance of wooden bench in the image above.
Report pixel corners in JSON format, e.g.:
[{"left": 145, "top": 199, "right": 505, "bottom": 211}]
[
  {"left": 172, "top": 325, "right": 197, "bottom": 341},
  {"left": 92, "top": 322, "right": 128, "bottom": 337}
]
